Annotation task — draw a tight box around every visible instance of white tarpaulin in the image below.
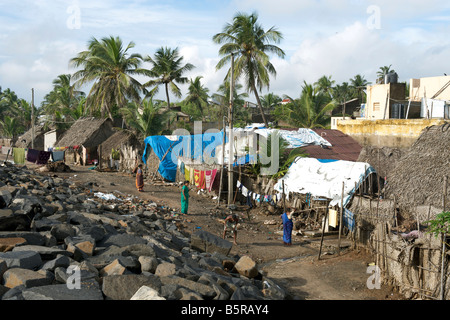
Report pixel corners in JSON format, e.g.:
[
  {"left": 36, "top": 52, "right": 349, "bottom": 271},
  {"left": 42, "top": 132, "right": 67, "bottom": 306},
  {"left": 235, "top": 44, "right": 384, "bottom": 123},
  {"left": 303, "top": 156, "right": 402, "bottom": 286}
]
[{"left": 274, "top": 157, "right": 375, "bottom": 207}]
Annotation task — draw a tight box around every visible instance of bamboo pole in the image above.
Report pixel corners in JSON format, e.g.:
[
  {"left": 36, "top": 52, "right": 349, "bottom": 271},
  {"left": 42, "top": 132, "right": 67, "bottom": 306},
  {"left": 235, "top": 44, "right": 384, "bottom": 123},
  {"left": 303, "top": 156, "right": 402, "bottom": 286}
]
[
  {"left": 338, "top": 181, "right": 344, "bottom": 256},
  {"left": 440, "top": 175, "right": 448, "bottom": 300},
  {"left": 318, "top": 207, "right": 329, "bottom": 260}
]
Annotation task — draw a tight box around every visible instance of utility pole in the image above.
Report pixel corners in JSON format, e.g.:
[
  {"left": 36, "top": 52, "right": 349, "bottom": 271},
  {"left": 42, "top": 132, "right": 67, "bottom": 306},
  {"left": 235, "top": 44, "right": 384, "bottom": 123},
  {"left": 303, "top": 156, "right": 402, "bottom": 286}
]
[
  {"left": 227, "top": 53, "right": 235, "bottom": 206},
  {"left": 31, "top": 88, "right": 35, "bottom": 149}
]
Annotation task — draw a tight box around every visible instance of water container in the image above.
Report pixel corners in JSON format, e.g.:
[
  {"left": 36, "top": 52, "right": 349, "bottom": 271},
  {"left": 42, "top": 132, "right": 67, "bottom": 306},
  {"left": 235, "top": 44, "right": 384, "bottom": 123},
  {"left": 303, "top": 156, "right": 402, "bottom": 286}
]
[{"left": 391, "top": 103, "right": 405, "bottom": 119}]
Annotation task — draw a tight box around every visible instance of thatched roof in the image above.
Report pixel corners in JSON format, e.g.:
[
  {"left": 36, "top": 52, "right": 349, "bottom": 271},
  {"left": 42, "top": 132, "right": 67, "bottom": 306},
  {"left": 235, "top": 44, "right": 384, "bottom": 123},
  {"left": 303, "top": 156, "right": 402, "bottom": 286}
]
[
  {"left": 357, "top": 145, "right": 404, "bottom": 179},
  {"left": 15, "top": 125, "right": 47, "bottom": 149},
  {"left": 55, "top": 117, "right": 115, "bottom": 149},
  {"left": 385, "top": 123, "right": 450, "bottom": 212},
  {"left": 98, "top": 129, "right": 142, "bottom": 159}
]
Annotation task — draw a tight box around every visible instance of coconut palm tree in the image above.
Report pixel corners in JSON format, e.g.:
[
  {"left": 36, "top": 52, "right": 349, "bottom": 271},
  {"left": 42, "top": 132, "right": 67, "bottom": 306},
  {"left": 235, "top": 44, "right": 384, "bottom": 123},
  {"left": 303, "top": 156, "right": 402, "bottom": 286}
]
[
  {"left": 260, "top": 92, "right": 282, "bottom": 109},
  {"left": 70, "top": 36, "right": 149, "bottom": 120},
  {"left": 119, "top": 98, "right": 170, "bottom": 138},
  {"left": 350, "top": 74, "right": 371, "bottom": 103},
  {"left": 41, "top": 74, "right": 86, "bottom": 128},
  {"left": 314, "top": 75, "right": 335, "bottom": 99},
  {"left": 210, "top": 81, "right": 249, "bottom": 128},
  {"left": 284, "top": 82, "right": 337, "bottom": 128},
  {"left": 212, "top": 11, "right": 285, "bottom": 128},
  {"left": 184, "top": 76, "right": 209, "bottom": 120},
  {"left": 0, "top": 116, "right": 22, "bottom": 140},
  {"left": 333, "top": 82, "right": 353, "bottom": 119},
  {"left": 144, "top": 47, "right": 195, "bottom": 109},
  {"left": 377, "top": 65, "right": 395, "bottom": 84}
]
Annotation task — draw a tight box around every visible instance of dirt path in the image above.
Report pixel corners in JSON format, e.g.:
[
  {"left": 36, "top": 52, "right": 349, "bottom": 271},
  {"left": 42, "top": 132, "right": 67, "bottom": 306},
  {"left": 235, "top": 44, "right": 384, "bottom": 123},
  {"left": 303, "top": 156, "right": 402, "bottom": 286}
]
[{"left": 16, "top": 161, "right": 404, "bottom": 300}]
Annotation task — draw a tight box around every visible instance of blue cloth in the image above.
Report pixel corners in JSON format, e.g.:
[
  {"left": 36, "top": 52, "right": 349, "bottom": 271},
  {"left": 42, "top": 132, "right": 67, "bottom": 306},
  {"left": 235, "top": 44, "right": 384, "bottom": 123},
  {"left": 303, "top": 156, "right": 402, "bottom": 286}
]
[
  {"left": 343, "top": 208, "right": 355, "bottom": 232},
  {"left": 282, "top": 212, "right": 293, "bottom": 244},
  {"left": 51, "top": 151, "right": 65, "bottom": 162},
  {"left": 142, "top": 132, "right": 226, "bottom": 182}
]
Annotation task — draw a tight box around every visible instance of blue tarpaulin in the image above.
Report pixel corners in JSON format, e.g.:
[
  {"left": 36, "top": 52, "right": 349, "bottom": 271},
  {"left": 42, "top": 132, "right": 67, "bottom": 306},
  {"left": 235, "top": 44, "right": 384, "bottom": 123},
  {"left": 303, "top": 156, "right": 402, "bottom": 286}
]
[{"left": 142, "top": 131, "right": 226, "bottom": 182}]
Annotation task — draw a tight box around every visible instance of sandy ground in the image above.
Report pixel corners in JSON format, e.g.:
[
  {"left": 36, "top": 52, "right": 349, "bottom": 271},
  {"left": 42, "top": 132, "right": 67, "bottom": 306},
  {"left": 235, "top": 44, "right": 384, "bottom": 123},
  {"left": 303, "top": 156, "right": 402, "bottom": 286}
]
[{"left": 2, "top": 155, "right": 405, "bottom": 300}]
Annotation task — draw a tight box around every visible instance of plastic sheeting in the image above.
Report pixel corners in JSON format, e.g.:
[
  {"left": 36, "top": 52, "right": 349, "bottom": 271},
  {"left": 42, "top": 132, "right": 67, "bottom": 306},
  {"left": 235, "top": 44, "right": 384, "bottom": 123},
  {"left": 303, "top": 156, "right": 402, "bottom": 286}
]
[
  {"left": 142, "top": 132, "right": 225, "bottom": 182},
  {"left": 274, "top": 157, "right": 375, "bottom": 207}
]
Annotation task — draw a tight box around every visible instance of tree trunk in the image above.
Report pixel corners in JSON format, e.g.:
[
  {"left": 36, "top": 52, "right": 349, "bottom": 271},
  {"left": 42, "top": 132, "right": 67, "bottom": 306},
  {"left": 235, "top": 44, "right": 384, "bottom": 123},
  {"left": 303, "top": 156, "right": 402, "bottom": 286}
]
[
  {"left": 252, "top": 83, "right": 269, "bottom": 127},
  {"left": 165, "top": 83, "right": 171, "bottom": 109},
  {"left": 165, "top": 83, "right": 171, "bottom": 130}
]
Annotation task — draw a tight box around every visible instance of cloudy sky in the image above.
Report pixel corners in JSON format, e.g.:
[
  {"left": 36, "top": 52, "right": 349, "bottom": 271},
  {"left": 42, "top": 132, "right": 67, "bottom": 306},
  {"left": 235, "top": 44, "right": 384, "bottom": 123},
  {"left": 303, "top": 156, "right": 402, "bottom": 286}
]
[{"left": 1, "top": 0, "right": 450, "bottom": 106}]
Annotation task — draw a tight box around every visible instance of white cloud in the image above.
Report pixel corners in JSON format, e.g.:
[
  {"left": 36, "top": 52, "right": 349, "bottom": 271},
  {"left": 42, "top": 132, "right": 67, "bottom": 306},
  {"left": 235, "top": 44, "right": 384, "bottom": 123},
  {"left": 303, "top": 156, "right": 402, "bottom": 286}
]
[{"left": 2, "top": 0, "right": 450, "bottom": 107}]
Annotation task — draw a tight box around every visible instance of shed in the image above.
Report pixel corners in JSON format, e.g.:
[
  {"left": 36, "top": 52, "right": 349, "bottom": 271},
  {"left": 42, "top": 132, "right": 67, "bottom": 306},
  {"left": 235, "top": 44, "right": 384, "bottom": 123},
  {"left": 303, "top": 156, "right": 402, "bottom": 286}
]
[
  {"left": 98, "top": 129, "right": 143, "bottom": 172},
  {"left": 55, "top": 117, "right": 115, "bottom": 165}
]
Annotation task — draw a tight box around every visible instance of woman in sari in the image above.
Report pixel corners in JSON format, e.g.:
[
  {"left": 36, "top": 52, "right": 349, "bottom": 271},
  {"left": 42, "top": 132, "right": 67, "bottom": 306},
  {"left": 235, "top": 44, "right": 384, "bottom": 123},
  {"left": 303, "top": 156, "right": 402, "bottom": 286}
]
[
  {"left": 281, "top": 208, "right": 294, "bottom": 246},
  {"left": 135, "top": 164, "right": 144, "bottom": 192},
  {"left": 181, "top": 180, "right": 190, "bottom": 214}
]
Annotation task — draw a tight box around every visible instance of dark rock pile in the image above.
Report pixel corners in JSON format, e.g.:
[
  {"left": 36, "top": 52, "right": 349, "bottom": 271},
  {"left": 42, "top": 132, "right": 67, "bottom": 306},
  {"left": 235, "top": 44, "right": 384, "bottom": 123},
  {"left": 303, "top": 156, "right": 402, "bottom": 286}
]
[{"left": 0, "top": 163, "right": 287, "bottom": 300}]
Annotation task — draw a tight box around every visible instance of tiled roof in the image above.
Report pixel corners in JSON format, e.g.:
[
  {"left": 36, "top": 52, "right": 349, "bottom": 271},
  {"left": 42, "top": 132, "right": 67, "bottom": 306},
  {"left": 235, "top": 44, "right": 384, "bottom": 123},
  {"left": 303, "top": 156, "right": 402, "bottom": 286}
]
[{"left": 301, "top": 129, "right": 362, "bottom": 162}]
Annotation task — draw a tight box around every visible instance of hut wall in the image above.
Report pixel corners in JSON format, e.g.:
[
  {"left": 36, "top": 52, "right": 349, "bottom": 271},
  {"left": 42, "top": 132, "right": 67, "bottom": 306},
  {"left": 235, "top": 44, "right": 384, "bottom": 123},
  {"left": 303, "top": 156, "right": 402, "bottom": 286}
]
[
  {"left": 120, "top": 144, "right": 141, "bottom": 173},
  {"left": 348, "top": 195, "right": 450, "bottom": 300}
]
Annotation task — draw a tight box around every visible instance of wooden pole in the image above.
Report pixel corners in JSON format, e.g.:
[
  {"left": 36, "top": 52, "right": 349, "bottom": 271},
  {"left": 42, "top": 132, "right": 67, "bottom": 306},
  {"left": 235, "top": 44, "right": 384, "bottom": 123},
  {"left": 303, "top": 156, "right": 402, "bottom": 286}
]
[
  {"left": 31, "top": 88, "right": 35, "bottom": 150},
  {"left": 338, "top": 181, "right": 344, "bottom": 256},
  {"left": 217, "top": 117, "right": 226, "bottom": 205},
  {"left": 227, "top": 53, "right": 235, "bottom": 207},
  {"left": 440, "top": 175, "right": 448, "bottom": 300},
  {"left": 282, "top": 180, "right": 286, "bottom": 213},
  {"left": 318, "top": 207, "right": 329, "bottom": 260}
]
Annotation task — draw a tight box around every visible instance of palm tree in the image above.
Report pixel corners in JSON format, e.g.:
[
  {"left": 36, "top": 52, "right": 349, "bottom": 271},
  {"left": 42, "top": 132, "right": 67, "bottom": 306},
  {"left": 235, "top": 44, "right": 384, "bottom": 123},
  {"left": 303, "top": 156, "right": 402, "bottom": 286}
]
[
  {"left": 314, "top": 75, "right": 335, "bottom": 99},
  {"left": 41, "top": 74, "right": 86, "bottom": 128},
  {"left": 0, "top": 116, "right": 22, "bottom": 140},
  {"left": 213, "top": 11, "right": 285, "bottom": 128},
  {"left": 144, "top": 47, "right": 195, "bottom": 109},
  {"left": 70, "top": 36, "right": 149, "bottom": 120},
  {"left": 333, "top": 82, "right": 352, "bottom": 119},
  {"left": 119, "top": 98, "right": 170, "bottom": 138},
  {"left": 350, "top": 74, "right": 371, "bottom": 103},
  {"left": 284, "top": 82, "right": 337, "bottom": 128},
  {"left": 184, "top": 76, "right": 209, "bottom": 120},
  {"left": 377, "top": 65, "right": 395, "bottom": 84},
  {"left": 260, "top": 92, "right": 282, "bottom": 109},
  {"left": 210, "top": 81, "right": 249, "bottom": 128}
]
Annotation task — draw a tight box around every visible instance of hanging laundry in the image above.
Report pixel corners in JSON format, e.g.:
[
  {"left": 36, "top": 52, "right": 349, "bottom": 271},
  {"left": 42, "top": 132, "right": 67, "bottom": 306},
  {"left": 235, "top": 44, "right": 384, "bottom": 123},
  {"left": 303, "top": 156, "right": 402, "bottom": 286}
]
[
  {"left": 189, "top": 167, "right": 195, "bottom": 184},
  {"left": 208, "top": 169, "right": 217, "bottom": 192},
  {"left": 13, "top": 148, "right": 25, "bottom": 164},
  {"left": 26, "top": 149, "right": 39, "bottom": 163},
  {"left": 241, "top": 185, "right": 249, "bottom": 197},
  {"left": 194, "top": 169, "right": 200, "bottom": 188},
  {"left": 51, "top": 151, "right": 65, "bottom": 162},
  {"left": 328, "top": 209, "right": 339, "bottom": 228},
  {"left": 184, "top": 165, "right": 190, "bottom": 182},
  {"left": 200, "top": 170, "right": 206, "bottom": 189},
  {"left": 205, "top": 170, "right": 212, "bottom": 191},
  {"left": 36, "top": 151, "right": 51, "bottom": 164}
]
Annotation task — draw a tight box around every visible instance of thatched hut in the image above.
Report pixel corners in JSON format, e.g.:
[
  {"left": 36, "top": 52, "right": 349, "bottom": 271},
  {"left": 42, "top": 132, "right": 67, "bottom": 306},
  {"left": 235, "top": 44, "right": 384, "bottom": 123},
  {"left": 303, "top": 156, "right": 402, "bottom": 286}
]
[
  {"left": 15, "top": 125, "right": 47, "bottom": 150},
  {"left": 54, "top": 117, "right": 115, "bottom": 165},
  {"left": 384, "top": 123, "right": 450, "bottom": 216},
  {"left": 97, "top": 129, "right": 143, "bottom": 172}
]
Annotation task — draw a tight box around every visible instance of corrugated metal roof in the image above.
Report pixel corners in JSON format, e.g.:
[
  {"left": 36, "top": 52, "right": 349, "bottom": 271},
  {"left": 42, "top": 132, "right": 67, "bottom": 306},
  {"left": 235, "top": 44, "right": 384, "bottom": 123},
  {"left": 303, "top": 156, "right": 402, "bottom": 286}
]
[{"left": 301, "top": 129, "right": 362, "bottom": 162}]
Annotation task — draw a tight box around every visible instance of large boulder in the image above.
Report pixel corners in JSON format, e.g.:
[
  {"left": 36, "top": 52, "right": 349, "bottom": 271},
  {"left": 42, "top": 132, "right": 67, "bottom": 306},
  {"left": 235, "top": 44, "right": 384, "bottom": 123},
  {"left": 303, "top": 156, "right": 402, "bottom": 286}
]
[{"left": 190, "top": 230, "right": 232, "bottom": 256}]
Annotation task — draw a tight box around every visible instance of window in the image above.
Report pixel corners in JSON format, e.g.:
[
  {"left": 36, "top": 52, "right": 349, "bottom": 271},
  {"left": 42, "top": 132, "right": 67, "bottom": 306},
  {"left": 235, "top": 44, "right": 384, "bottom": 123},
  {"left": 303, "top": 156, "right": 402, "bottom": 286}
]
[{"left": 373, "top": 102, "right": 380, "bottom": 111}]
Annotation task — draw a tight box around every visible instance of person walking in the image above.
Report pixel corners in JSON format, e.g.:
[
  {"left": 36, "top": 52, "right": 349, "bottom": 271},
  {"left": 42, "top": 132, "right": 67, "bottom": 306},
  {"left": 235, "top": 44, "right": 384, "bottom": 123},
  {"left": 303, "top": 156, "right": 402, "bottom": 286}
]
[
  {"left": 223, "top": 214, "right": 239, "bottom": 245},
  {"left": 181, "top": 180, "right": 190, "bottom": 214},
  {"left": 135, "top": 163, "right": 144, "bottom": 192},
  {"left": 281, "top": 208, "right": 295, "bottom": 246}
]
